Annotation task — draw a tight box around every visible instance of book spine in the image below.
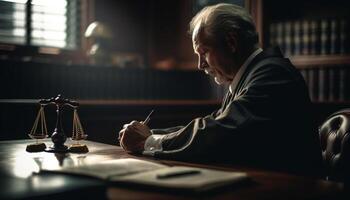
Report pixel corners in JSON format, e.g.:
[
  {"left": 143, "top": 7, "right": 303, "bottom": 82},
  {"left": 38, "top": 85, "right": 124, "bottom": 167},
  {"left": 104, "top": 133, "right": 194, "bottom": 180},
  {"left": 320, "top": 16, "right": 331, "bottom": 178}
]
[
  {"left": 328, "top": 67, "right": 335, "bottom": 102},
  {"left": 313, "top": 68, "right": 319, "bottom": 102},
  {"left": 284, "top": 21, "right": 292, "bottom": 56},
  {"left": 308, "top": 68, "right": 315, "bottom": 101},
  {"left": 339, "top": 66, "right": 345, "bottom": 101},
  {"left": 293, "top": 20, "right": 301, "bottom": 55},
  {"left": 320, "top": 19, "right": 330, "bottom": 55},
  {"left": 310, "top": 20, "right": 317, "bottom": 55},
  {"left": 332, "top": 66, "right": 340, "bottom": 102},
  {"left": 330, "top": 19, "right": 339, "bottom": 54},
  {"left": 318, "top": 67, "right": 325, "bottom": 102},
  {"left": 303, "top": 20, "right": 311, "bottom": 55},
  {"left": 276, "top": 22, "right": 285, "bottom": 54},
  {"left": 345, "top": 66, "right": 350, "bottom": 101},
  {"left": 302, "top": 20, "right": 310, "bottom": 55},
  {"left": 339, "top": 19, "right": 347, "bottom": 54},
  {"left": 315, "top": 19, "right": 322, "bottom": 55}
]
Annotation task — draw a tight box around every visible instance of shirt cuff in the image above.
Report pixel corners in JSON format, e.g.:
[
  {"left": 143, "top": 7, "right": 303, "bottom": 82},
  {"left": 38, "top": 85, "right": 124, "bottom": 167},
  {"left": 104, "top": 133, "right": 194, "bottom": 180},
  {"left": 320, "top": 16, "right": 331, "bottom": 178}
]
[{"left": 142, "top": 134, "right": 165, "bottom": 156}]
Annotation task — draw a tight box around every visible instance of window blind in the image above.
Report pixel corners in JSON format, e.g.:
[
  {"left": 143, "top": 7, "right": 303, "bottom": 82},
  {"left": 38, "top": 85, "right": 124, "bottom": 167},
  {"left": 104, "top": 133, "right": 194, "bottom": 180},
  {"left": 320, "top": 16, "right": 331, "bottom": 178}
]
[
  {"left": 0, "top": 0, "right": 26, "bottom": 45},
  {"left": 0, "top": 0, "right": 80, "bottom": 49}
]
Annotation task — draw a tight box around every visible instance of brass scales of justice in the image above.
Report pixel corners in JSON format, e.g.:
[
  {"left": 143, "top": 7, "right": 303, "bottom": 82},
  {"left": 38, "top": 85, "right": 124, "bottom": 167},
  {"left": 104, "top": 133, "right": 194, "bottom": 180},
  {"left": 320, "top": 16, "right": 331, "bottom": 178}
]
[{"left": 26, "top": 95, "right": 89, "bottom": 153}]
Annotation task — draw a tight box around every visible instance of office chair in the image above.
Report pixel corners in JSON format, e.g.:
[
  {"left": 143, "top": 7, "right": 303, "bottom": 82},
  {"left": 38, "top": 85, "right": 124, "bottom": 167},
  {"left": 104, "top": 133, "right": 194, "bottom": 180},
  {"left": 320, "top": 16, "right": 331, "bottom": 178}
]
[{"left": 319, "top": 109, "right": 350, "bottom": 182}]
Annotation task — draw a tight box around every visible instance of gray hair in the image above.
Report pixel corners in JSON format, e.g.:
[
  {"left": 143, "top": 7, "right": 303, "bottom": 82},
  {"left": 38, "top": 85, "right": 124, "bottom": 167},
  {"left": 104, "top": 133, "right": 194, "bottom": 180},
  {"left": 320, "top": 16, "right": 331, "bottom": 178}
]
[{"left": 189, "top": 3, "right": 258, "bottom": 49}]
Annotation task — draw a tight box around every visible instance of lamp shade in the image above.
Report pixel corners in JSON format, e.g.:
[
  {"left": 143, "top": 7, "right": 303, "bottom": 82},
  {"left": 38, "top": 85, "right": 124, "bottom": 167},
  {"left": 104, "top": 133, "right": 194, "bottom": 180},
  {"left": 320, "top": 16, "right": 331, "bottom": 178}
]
[{"left": 84, "top": 21, "right": 112, "bottom": 39}]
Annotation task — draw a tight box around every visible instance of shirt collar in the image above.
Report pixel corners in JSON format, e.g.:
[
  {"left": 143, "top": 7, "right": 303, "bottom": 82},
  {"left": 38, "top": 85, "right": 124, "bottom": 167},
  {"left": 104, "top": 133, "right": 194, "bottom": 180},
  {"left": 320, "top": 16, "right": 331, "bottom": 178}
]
[{"left": 229, "top": 48, "right": 263, "bottom": 94}]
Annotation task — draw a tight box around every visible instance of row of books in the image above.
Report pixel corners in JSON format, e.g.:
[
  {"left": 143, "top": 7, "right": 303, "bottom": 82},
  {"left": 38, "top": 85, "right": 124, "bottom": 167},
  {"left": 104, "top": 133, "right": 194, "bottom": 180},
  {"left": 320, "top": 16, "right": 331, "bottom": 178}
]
[
  {"left": 269, "top": 18, "right": 349, "bottom": 56},
  {"left": 299, "top": 65, "right": 350, "bottom": 102}
]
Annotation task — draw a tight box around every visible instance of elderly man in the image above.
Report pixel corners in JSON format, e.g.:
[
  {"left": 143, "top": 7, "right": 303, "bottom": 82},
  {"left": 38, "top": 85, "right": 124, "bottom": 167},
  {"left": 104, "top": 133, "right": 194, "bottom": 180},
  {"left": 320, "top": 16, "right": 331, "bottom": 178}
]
[{"left": 119, "top": 3, "right": 322, "bottom": 175}]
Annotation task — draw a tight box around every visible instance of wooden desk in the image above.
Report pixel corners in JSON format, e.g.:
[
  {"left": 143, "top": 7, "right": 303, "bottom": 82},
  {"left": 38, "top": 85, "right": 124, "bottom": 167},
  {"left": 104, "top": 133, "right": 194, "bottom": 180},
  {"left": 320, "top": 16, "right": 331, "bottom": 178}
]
[{"left": 0, "top": 139, "right": 345, "bottom": 200}]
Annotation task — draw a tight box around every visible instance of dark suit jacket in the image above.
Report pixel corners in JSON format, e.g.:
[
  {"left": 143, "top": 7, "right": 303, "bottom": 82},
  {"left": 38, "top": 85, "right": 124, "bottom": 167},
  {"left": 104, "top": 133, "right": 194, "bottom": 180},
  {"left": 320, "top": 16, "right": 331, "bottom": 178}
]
[{"left": 151, "top": 48, "right": 323, "bottom": 175}]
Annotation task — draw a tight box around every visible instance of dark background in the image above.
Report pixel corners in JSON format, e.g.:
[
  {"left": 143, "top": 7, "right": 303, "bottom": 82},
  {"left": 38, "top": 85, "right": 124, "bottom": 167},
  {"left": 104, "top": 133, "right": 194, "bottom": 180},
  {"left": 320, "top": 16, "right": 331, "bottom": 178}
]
[{"left": 1, "top": 0, "right": 349, "bottom": 144}]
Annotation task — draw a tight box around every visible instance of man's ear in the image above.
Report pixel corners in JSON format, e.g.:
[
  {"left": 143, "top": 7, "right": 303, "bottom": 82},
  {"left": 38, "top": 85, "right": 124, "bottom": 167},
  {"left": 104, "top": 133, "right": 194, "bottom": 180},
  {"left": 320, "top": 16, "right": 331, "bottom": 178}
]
[{"left": 226, "top": 32, "right": 238, "bottom": 53}]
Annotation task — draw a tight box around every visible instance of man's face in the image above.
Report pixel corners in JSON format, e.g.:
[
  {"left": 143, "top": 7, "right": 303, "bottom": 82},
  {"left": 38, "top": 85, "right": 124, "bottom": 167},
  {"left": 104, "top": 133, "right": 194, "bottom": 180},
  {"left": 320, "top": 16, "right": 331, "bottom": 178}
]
[{"left": 192, "top": 28, "right": 235, "bottom": 85}]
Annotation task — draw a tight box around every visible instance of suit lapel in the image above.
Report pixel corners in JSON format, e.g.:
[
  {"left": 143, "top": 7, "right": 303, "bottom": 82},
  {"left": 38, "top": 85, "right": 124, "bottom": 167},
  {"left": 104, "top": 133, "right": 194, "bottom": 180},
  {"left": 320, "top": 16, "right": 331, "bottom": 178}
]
[{"left": 230, "top": 47, "right": 284, "bottom": 100}]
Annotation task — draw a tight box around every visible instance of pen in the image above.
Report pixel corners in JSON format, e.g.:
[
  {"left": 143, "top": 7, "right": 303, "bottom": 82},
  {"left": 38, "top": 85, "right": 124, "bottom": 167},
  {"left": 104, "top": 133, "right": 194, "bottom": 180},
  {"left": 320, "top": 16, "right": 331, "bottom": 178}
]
[
  {"left": 137, "top": 109, "right": 154, "bottom": 137},
  {"left": 143, "top": 109, "right": 154, "bottom": 125},
  {"left": 156, "top": 169, "right": 201, "bottom": 179}
]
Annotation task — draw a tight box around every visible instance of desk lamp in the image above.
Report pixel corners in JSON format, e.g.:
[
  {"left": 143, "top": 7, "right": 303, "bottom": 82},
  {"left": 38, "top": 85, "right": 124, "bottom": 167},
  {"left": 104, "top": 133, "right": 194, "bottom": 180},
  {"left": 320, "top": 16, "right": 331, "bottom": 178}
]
[{"left": 84, "top": 21, "right": 113, "bottom": 65}]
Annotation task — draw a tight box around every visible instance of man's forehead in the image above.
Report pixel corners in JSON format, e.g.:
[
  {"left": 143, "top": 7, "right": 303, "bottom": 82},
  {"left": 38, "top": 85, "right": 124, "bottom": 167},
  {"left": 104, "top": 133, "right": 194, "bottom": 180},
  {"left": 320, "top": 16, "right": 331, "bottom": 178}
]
[
  {"left": 192, "top": 24, "right": 206, "bottom": 50},
  {"left": 192, "top": 24, "right": 201, "bottom": 44}
]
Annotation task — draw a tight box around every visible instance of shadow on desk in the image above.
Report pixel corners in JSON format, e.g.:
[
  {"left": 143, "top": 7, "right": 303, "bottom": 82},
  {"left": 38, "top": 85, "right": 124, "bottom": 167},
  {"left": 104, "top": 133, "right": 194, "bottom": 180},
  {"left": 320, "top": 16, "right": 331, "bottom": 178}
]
[{"left": 0, "top": 174, "right": 107, "bottom": 200}]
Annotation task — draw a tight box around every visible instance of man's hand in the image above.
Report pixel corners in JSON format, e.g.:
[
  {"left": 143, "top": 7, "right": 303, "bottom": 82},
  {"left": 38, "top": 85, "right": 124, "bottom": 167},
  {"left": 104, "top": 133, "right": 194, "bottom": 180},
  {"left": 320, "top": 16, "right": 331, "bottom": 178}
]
[{"left": 118, "top": 121, "right": 151, "bottom": 153}]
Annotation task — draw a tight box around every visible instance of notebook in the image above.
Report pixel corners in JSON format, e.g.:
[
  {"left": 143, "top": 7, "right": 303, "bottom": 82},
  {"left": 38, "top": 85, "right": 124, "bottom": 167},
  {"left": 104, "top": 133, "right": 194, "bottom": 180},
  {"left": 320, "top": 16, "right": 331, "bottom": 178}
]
[{"left": 39, "top": 158, "right": 250, "bottom": 193}]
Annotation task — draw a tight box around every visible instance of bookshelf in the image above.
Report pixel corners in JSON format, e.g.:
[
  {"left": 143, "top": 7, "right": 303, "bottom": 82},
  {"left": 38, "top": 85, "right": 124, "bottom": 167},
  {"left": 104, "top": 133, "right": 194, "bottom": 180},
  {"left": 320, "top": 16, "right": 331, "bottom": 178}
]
[
  {"left": 247, "top": 0, "right": 350, "bottom": 104},
  {"left": 290, "top": 55, "right": 350, "bottom": 68}
]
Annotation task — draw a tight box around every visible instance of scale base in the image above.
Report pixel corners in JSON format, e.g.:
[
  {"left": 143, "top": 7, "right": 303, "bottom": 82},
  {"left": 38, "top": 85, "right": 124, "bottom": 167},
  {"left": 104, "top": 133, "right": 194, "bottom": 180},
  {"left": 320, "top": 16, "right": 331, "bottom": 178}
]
[
  {"left": 26, "top": 143, "right": 46, "bottom": 152},
  {"left": 68, "top": 144, "right": 89, "bottom": 153},
  {"left": 45, "top": 145, "right": 68, "bottom": 153}
]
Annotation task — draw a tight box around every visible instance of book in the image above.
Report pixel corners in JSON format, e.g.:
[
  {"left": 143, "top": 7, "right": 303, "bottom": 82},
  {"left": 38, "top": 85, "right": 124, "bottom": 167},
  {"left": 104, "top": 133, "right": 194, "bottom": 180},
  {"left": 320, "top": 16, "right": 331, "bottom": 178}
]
[
  {"left": 284, "top": 21, "right": 292, "bottom": 56},
  {"left": 39, "top": 158, "right": 250, "bottom": 193},
  {"left": 339, "top": 67, "right": 346, "bottom": 101},
  {"left": 293, "top": 20, "right": 301, "bottom": 55},
  {"left": 302, "top": 20, "right": 310, "bottom": 55}
]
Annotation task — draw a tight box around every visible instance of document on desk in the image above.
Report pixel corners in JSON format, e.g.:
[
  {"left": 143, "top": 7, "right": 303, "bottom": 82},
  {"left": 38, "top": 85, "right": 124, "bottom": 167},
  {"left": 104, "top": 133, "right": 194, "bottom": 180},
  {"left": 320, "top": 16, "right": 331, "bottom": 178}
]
[{"left": 39, "top": 158, "right": 249, "bottom": 193}]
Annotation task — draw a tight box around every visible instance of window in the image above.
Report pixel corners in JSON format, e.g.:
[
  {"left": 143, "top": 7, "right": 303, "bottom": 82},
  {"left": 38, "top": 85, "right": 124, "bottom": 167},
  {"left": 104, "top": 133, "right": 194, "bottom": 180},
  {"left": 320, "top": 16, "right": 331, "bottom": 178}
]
[{"left": 0, "top": 0, "right": 81, "bottom": 50}]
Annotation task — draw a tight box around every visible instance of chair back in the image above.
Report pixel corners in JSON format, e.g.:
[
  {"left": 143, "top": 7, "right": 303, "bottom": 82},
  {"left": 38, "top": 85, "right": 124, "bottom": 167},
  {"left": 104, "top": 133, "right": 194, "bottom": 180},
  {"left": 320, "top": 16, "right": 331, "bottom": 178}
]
[{"left": 319, "top": 109, "right": 350, "bottom": 182}]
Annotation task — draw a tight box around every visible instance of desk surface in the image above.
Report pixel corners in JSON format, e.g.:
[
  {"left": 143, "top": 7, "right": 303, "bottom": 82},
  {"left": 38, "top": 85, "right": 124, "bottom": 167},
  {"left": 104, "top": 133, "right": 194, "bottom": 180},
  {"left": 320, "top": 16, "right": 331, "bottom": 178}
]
[{"left": 0, "top": 139, "right": 345, "bottom": 200}]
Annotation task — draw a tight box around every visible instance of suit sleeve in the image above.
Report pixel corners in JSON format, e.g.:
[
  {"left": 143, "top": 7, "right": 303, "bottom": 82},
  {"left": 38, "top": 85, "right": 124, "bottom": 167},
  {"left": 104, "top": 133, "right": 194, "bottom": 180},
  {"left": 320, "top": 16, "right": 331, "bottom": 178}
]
[
  {"left": 150, "top": 105, "right": 223, "bottom": 135},
  {"left": 151, "top": 126, "right": 185, "bottom": 135},
  {"left": 143, "top": 109, "right": 222, "bottom": 155}
]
